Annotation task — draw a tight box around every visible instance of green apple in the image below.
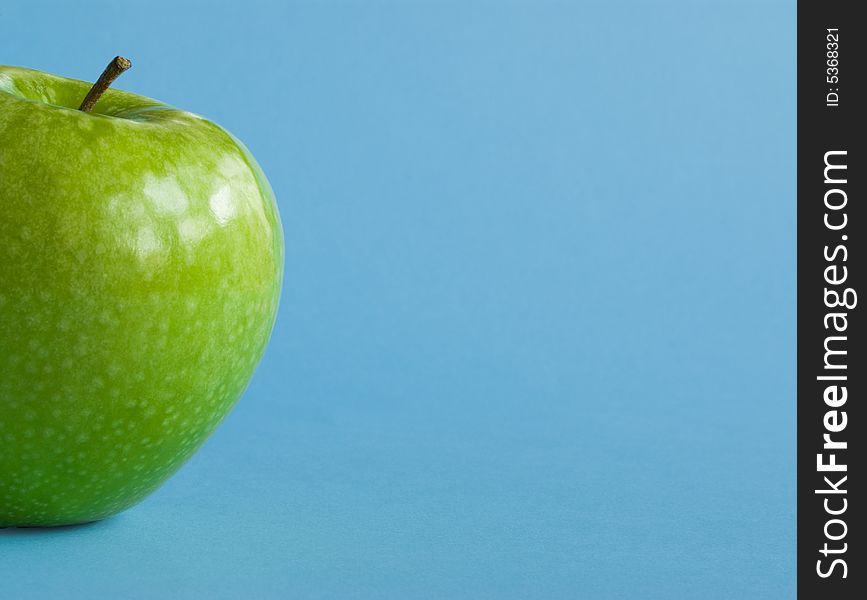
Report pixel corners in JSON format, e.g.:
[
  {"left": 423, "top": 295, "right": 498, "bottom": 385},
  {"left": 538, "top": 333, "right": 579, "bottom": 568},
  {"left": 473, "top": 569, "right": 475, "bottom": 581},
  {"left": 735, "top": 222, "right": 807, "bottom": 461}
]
[{"left": 0, "top": 59, "right": 283, "bottom": 527}]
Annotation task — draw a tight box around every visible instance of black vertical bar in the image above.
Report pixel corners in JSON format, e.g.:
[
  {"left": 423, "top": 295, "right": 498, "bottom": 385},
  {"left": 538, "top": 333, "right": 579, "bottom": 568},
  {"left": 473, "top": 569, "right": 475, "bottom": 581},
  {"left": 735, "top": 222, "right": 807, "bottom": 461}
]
[{"left": 798, "top": 1, "right": 864, "bottom": 597}]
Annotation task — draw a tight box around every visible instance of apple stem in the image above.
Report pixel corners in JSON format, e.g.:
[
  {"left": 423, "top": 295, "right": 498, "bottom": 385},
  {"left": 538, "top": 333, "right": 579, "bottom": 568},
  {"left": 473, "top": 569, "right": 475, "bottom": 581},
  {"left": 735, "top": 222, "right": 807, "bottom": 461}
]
[{"left": 78, "top": 56, "right": 132, "bottom": 113}]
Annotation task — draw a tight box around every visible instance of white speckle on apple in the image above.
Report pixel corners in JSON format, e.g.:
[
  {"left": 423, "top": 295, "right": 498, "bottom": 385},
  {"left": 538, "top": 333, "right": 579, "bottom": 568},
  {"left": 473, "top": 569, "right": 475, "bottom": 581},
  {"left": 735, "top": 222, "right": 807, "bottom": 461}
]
[
  {"left": 144, "top": 173, "right": 189, "bottom": 215},
  {"left": 179, "top": 216, "right": 211, "bottom": 245},
  {"left": 208, "top": 184, "right": 235, "bottom": 225},
  {"left": 134, "top": 226, "right": 161, "bottom": 259}
]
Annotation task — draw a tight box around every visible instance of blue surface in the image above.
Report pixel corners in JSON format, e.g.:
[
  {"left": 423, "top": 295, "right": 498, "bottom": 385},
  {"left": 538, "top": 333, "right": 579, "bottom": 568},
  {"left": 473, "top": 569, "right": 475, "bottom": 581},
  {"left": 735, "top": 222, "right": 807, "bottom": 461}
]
[{"left": 0, "top": 1, "right": 795, "bottom": 597}]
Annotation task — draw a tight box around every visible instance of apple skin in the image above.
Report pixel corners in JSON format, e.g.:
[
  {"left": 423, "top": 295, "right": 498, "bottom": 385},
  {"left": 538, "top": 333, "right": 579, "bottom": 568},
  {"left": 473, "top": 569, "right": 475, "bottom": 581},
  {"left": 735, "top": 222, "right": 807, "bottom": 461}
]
[{"left": 0, "top": 66, "right": 283, "bottom": 526}]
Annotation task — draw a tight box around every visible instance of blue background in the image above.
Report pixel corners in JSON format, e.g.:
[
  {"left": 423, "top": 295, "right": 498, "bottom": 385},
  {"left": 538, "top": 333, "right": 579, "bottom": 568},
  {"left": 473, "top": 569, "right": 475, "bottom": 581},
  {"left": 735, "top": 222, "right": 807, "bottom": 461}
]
[{"left": 0, "top": 1, "right": 795, "bottom": 598}]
